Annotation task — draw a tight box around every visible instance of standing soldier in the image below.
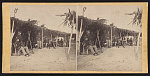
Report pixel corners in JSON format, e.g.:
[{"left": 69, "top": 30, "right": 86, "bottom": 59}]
[
  {"left": 47, "top": 39, "right": 51, "bottom": 49},
  {"left": 52, "top": 39, "right": 56, "bottom": 49}
]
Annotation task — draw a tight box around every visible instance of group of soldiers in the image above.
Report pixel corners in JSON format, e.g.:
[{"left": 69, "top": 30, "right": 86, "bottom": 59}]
[
  {"left": 12, "top": 31, "right": 69, "bottom": 57},
  {"left": 36, "top": 38, "right": 69, "bottom": 49},
  {"left": 115, "top": 37, "right": 134, "bottom": 48},
  {"left": 80, "top": 30, "right": 135, "bottom": 56},
  {"left": 12, "top": 32, "right": 34, "bottom": 57},
  {"left": 36, "top": 39, "right": 56, "bottom": 49}
]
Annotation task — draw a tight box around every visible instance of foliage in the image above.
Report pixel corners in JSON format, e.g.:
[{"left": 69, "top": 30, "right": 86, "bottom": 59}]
[
  {"left": 126, "top": 8, "right": 142, "bottom": 27},
  {"left": 11, "top": 17, "right": 70, "bottom": 53}
]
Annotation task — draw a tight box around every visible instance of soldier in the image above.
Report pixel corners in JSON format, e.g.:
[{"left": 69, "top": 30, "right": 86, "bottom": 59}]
[
  {"left": 116, "top": 37, "right": 125, "bottom": 48},
  {"left": 18, "top": 41, "right": 30, "bottom": 57}
]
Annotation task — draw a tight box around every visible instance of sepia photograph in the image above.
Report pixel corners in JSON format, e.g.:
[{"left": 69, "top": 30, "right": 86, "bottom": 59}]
[
  {"left": 2, "top": 3, "right": 148, "bottom": 73},
  {"left": 10, "top": 5, "right": 77, "bottom": 71},
  {"left": 77, "top": 5, "right": 143, "bottom": 71}
]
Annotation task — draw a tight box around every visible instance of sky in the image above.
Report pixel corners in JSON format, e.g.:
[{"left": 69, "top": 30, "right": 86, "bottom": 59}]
[{"left": 11, "top": 5, "right": 142, "bottom": 33}]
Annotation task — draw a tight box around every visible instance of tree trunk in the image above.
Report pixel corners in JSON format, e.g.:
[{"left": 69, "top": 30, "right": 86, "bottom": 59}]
[
  {"left": 111, "top": 26, "right": 112, "bottom": 47},
  {"left": 11, "top": 20, "right": 16, "bottom": 55},
  {"left": 68, "top": 26, "right": 73, "bottom": 54},
  {"left": 97, "top": 30, "right": 101, "bottom": 48},
  {"left": 135, "top": 32, "right": 141, "bottom": 60},
  {"left": 41, "top": 28, "right": 43, "bottom": 48},
  {"left": 51, "top": 34, "right": 52, "bottom": 40},
  {"left": 76, "top": 8, "right": 79, "bottom": 55},
  {"left": 56, "top": 35, "right": 58, "bottom": 47},
  {"left": 79, "top": 19, "right": 83, "bottom": 54},
  {"left": 67, "top": 26, "right": 73, "bottom": 61},
  {"left": 28, "top": 31, "right": 32, "bottom": 50}
]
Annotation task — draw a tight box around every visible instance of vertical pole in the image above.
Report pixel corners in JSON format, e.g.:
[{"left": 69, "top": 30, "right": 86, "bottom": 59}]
[
  {"left": 56, "top": 35, "right": 58, "bottom": 47},
  {"left": 12, "top": 19, "right": 16, "bottom": 55},
  {"left": 68, "top": 15, "right": 74, "bottom": 54},
  {"left": 79, "top": 7, "right": 86, "bottom": 54},
  {"left": 41, "top": 27, "right": 43, "bottom": 48},
  {"left": 107, "top": 31, "right": 109, "bottom": 48},
  {"left": 12, "top": 8, "right": 18, "bottom": 55},
  {"left": 135, "top": 31, "right": 141, "bottom": 59},
  {"left": 76, "top": 5, "right": 79, "bottom": 57},
  {"left": 28, "top": 31, "right": 32, "bottom": 50},
  {"left": 65, "top": 35, "right": 66, "bottom": 47},
  {"left": 68, "top": 26, "right": 73, "bottom": 54},
  {"left": 51, "top": 34, "right": 52, "bottom": 40},
  {"left": 97, "top": 30, "right": 101, "bottom": 48},
  {"left": 127, "top": 33, "right": 128, "bottom": 44},
  {"left": 120, "top": 32, "right": 121, "bottom": 37},
  {"left": 111, "top": 26, "right": 112, "bottom": 47}
]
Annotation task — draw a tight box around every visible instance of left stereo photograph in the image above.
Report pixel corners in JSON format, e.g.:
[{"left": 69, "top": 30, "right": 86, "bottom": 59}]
[{"left": 9, "top": 5, "right": 77, "bottom": 71}]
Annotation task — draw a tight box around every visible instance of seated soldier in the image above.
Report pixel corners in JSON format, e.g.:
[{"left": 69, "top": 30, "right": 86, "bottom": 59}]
[
  {"left": 81, "top": 30, "right": 102, "bottom": 56},
  {"left": 18, "top": 42, "right": 30, "bottom": 57},
  {"left": 83, "top": 38, "right": 99, "bottom": 56},
  {"left": 88, "top": 41, "right": 99, "bottom": 56}
]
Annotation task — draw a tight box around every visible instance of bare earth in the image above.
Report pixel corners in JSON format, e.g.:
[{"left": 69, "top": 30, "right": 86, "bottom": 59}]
[
  {"left": 11, "top": 45, "right": 142, "bottom": 71},
  {"left": 77, "top": 46, "right": 142, "bottom": 71},
  {"left": 10, "top": 44, "right": 76, "bottom": 71}
]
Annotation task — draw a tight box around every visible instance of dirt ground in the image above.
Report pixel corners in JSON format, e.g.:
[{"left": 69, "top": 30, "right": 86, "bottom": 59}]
[
  {"left": 10, "top": 44, "right": 76, "bottom": 71},
  {"left": 77, "top": 46, "right": 142, "bottom": 71},
  {"left": 10, "top": 45, "right": 142, "bottom": 71}
]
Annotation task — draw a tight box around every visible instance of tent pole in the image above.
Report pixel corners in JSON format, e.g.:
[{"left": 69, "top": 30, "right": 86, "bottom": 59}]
[
  {"left": 51, "top": 34, "right": 52, "bottom": 40},
  {"left": 79, "top": 7, "right": 86, "bottom": 54},
  {"left": 111, "top": 26, "right": 112, "bottom": 47},
  {"left": 41, "top": 27, "right": 43, "bottom": 48},
  {"left": 76, "top": 6, "right": 79, "bottom": 56},
  {"left": 12, "top": 8, "right": 18, "bottom": 55},
  {"left": 97, "top": 30, "right": 101, "bottom": 48}
]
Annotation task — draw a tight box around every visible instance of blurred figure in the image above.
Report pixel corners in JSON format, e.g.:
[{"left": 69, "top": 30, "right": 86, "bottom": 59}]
[
  {"left": 51, "top": 39, "right": 56, "bottom": 49},
  {"left": 47, "top": 39, "right": 51, "bottom": 49},
  {"left": 116, "top": 38, "right": 125, "bottom": 48},
  {"left": 18, "top": 42, "right": 30, "bottom": 57},
  {"left": 60, "top": 38, "right": 63, "bottom": 47},
  {"left": 47, "top": 39, "right": 56, "bottom": 49},
  {"left": 88, "top": 41, "right": 99, "bottom": 56}
]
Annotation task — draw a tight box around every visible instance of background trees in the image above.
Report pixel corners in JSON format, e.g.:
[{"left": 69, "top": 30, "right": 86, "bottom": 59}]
[{"left": 11, "top": 17, "right": 70, "bottom": 55}]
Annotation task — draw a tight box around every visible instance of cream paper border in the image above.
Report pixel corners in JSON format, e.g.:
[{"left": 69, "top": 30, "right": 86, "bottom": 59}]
[{"left": 2, "top": 2, "right": 148, "bottom": 73}]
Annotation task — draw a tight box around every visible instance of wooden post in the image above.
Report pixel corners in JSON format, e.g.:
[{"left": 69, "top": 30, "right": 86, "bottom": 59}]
[
  {"left": 68, "top": 14, "right": 75, "bottom": 54},
  {"left": 41, "top": 25, "right": 45, "bottom": 48},
  {"left": 110, "top": 24, "right": 113, "bottom": 48},
  {"left": 12, "top": 19, "right": 16, "bottom": 55},
  {"left": 111, "top": 26, "right": 112, "bottom": 47},
  {"left": 51, "top": 34, "right": 52, "bottom": 40},
  {"left": 120, "top": 32, "right": 121, "bottom": 38},
  {"left": 41, "top": 27, "right": 43, "bottom": 48},
  {"left": 56, "top": 35, "right": 58, "bottom": 47},
  {"left": 97, "top": 30, "right": 101, "bottom": 48},
  {"left": 79, "top": 7, "right": 86, "bottom": 54},
  {"left": 76, "top": 6, "right": 79, "bottom": 55},
  {"left": 135, "top": 30, "right": 141, "bottom": 60},
  {"left": 11, "top": 8, "right": 18, "bottom": 55},
  {"left": 126, "top": 33, "right": 129, "bottom": 44},
  {"left": 28, "top": 31, "right": 32, "bottom": 50}
]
